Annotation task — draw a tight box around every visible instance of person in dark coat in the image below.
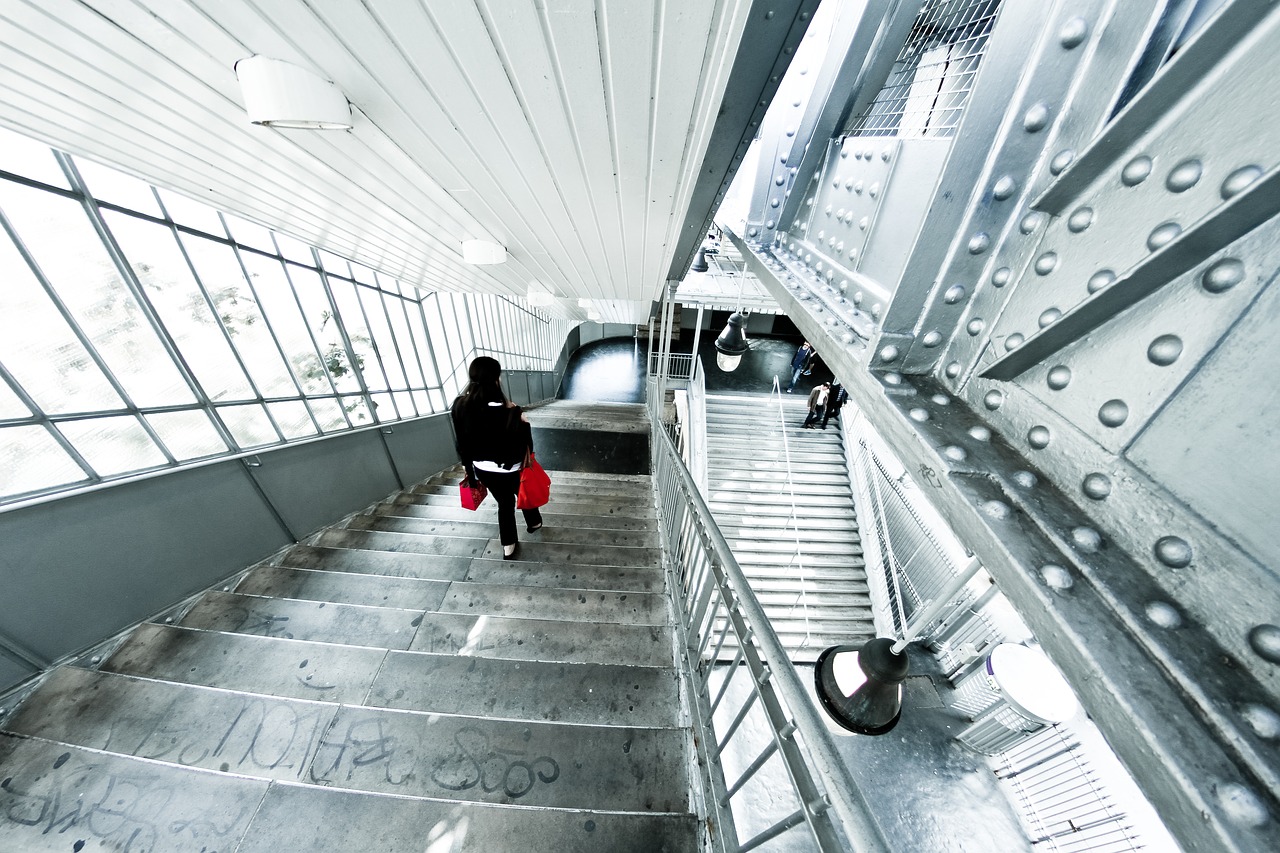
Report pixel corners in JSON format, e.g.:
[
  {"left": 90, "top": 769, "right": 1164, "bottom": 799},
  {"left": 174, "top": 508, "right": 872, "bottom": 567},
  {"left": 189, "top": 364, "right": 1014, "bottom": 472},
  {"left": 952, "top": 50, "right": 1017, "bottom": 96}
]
[
  {"left": 803, "top": 382, "right": 830, "bottom": 428},
  {"left": 451, "top": 356, "right": 543, "bottom": 560},
  {"left": 786, "top": 341, "right": 815, "bottom": 392},
  {"left": 822, "top": 382, "right": 848, "bottom": 429}
]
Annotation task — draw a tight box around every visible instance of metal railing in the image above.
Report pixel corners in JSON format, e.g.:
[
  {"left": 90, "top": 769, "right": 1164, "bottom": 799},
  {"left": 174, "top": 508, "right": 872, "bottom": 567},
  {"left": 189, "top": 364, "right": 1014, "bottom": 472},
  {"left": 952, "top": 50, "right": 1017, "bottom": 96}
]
[
  {"left": 686, "top": 357, "right": 709, "bottom": 491},
  {"left": 766, "top": 376, "right": 815, "bottom": 651},
  {"left": 650, "top": 409, "right": 889, "bottom": 852},
  {"left": 649, "top": 351, "right": 695, "bottom": 381}
]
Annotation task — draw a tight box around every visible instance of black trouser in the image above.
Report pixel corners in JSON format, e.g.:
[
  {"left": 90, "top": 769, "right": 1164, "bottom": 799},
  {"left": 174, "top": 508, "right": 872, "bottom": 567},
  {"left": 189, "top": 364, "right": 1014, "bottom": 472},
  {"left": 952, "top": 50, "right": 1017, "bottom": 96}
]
[
  {"left": 803, "top": 405, "right": 825, "bottom": 427},
  {"left": 475, "top": 468, "right": 543, "bottom": 546}
]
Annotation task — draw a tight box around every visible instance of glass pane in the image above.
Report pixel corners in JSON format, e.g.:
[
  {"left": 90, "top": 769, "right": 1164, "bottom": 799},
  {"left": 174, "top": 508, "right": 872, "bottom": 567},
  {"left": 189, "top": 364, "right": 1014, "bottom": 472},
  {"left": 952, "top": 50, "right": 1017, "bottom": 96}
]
[
  {"left": 411, "top": 390, "right": 432, "bottom": 414},
  {"left": 0, "top": 378, "right": 31, "bottom": 419},
  {"left": 0, "top": 425, "right": 88, "bottom": 497},
  {"left": 452, "top": 293, "right": 476, "bottom": 362},
  {"left": 370, "top": 392, "right": 395, "bottom": 422},
  {"left": 387, "top": 289, "right": 427, "bottom": 388},
  {"left": 308, "top": 397, "right": 349, "bottom": 432},
  {"left": 283, "top": 265, "right": 342, "bottom": 394},
  {"left": 106, "top": 213, "right": 256, "bottom": 403},
  {"left": 341, "top": 394, "right": 374, "bottom": 426},
  {"left": 274, "top": 232, "right": 315, "bottom": 266},
  {"left": 0, "top": 128, "right": 70, "bottom": 188},
  {"left": 223, "top": 213, "right": 277, "bottom": 254},
  {"left": 157, "top": 188, "right": 225, "bottom": 235},
  {"left": 429, "top": 389, "right": 446, "bottom": 412},
  {"left": 0, "top": 181, "right": 194, "bottom": 407},
  {"left": 145, "top": 409, "right": 228, "bottom": 460},
  {"left": 434, "top": 295, "right": 467, "bottom": 385},
  {"left": 349, "top": 262, "right": 376, "bottom": 285},
  {"left": 0, "top": 212, "right": 126, "bottom": 414},
  {"left": 295, "top": 272, "right": 357, "bottom": 393},
  {"left": 58, "top": 415, "right": 169, "bottom": 476},
  {"left": 392, "top": 391, "right": 417, "bottom": 418},
  {"left": 360, "top": 286, "right": 407, "bottom": 389},
  {"left": 317, "top": 249, "right": 350, "bottom": 276},
  {"left": 72, "top": 158, "right": 163, "bottom": 217},
  {"left": 217, "top": 403, "right": 279, "bottom": 448},
  {"left": 327, "top": 276, "right": 380, "bottom": 389},
  {"left": 268, "top": 400, "right": 317, "bottom": 439},
  {"left": 192, "top": 247, "right": 297, "bottom": 397}
]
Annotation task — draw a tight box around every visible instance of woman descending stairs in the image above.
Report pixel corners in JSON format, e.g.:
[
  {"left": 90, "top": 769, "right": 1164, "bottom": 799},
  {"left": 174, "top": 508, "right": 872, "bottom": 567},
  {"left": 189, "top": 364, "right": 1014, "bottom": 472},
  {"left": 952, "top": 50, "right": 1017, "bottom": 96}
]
[
  {"left": 0, "top": 466, "right": 697, "bottom": 852},
  {"left": 703, "top": 393, "right": 875, "bottom": 662}
]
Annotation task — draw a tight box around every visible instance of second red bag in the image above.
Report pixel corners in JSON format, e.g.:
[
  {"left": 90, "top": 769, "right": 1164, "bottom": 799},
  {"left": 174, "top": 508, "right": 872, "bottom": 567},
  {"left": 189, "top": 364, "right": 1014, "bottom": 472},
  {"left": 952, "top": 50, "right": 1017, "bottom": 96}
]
[{"left": 517, "top": 453, "right": 551, "bottom": 509}]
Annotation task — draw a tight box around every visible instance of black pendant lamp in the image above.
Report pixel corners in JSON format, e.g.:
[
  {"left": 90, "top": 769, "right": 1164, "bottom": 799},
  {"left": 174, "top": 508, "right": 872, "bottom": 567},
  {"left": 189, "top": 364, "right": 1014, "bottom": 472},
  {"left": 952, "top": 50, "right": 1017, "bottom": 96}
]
[
  {"left": 691, "top": 247, "right": 710, "bottom": 273},
  {"left": 714, "top": 311, "right": 749, "bottom": 372},
  {"left": 814, "top": 637, "right": 908, "bottom": 735}
]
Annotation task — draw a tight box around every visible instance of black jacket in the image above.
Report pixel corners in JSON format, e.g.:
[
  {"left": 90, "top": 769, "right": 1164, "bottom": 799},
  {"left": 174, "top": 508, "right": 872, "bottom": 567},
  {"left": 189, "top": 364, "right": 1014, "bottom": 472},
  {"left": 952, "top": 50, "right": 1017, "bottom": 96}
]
[{"left": 451, "top": 399, "right": 533, "bottom": 469}]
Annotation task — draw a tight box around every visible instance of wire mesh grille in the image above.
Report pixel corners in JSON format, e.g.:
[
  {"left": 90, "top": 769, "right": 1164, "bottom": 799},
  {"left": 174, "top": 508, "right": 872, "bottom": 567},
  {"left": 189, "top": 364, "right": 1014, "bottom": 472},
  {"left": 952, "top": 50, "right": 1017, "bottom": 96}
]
[{"left": 845, "top": 0, "right": 1002, "bottom": 138}]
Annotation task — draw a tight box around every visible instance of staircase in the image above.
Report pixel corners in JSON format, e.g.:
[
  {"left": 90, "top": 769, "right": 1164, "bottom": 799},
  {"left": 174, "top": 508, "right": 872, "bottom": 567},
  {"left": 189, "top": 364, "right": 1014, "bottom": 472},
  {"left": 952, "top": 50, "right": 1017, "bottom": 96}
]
[
  {"left": 704, "top": 393, "right": 874, "bottom": 662},
  {"left": 0, "top": 465, "right": 698, "bottom": 851}
]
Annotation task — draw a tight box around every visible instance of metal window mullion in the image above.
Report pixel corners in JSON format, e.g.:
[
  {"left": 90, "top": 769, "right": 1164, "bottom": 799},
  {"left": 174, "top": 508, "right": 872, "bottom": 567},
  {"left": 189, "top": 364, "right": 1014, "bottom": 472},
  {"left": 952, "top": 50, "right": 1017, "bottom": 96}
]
[
  {"left": 390, "top": 282, "right": 428, "bottom": 411},
  {"left": 318, "top": 268, "right": 379, "bottom": 419},
  {"left": 416, "top": 292, "right": 448, "bottom": 404},
  {"left": 349, "top": 279, "right": 401, "bottom": 420},
  {"left": 460, "top": 293, "right": 478, "bottom": 365},
  {"left": 374, "top": 284, "right": 413, "bottom": 395},
  {"left": 281, "top": 252, "right": 352, "bottom": 429},
  {"left": 0, "top": 360, "right": 98, "bottom": 481},
  {"left": 0, "top": 189, "right": 171, "bottom": 470}
]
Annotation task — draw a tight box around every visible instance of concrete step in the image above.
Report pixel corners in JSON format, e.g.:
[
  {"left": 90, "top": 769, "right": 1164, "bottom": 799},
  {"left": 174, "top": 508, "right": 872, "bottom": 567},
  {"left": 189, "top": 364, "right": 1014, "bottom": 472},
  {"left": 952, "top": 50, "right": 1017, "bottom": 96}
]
[
  {"left": 401, "top": 490, "right": 656, "bottom": 519},
  {"left": 439, "top": 581, "right": 666, "bottom": 626},
  {"left": 312, "top": 528, "right": 658, "bottom": 569},
  {"left": 708, "top": 468, "right": 850, "bottom": 486},
  {"left": 414, "top": 483, "right": 656, "bottom": 511},
  {"left": 347, "top": 513, "right": 659, "bottom": 549},
  {"left": 736, "top": 552, "right": 865, "bottom": 570},
  {"left": 376, "top": 498, "right": 657, "bottom": 530},
  {"left": 706, "top": 496, "right": 855, "bottom": 517},
  {"left": 726, "top": 538, "right": 864, "bottom": 557},
  {"left": 709, "top": 478, "right": 851, "bottom": 498},
  {"left": 428, "top": 470, "right": 654, "bottom": 499}
]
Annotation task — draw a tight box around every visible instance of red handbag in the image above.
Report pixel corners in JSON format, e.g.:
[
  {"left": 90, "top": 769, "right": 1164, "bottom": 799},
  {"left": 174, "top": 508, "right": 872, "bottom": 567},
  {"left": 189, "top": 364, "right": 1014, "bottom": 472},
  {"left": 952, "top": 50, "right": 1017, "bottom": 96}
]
[
  {"left": 517, "top": 453, "right": 550, "bottom": 509},
  {"left": 460, "top": 476, "right": 488, "bottom": 510}
]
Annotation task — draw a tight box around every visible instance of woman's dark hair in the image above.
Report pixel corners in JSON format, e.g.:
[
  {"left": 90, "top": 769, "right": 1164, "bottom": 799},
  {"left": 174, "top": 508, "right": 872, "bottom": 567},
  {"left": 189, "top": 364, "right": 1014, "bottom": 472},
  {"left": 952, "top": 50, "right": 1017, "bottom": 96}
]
[{"left": 456, "top": 356, "right": 506, "bottom": 410}]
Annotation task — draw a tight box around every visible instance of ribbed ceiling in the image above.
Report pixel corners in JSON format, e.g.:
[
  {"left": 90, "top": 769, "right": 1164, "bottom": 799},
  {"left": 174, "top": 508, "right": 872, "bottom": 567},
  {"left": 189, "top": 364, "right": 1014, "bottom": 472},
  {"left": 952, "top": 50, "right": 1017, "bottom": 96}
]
[{"left": 0, "top": 0, "right": 766, "bottom": 323}]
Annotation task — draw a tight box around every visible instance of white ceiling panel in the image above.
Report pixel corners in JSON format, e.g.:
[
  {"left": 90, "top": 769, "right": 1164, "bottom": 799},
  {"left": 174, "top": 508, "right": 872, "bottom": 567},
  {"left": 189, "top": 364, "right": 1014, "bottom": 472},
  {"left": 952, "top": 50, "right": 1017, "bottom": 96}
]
[{"left": 0, "top": 0, "right": 794, "bottom": 324}]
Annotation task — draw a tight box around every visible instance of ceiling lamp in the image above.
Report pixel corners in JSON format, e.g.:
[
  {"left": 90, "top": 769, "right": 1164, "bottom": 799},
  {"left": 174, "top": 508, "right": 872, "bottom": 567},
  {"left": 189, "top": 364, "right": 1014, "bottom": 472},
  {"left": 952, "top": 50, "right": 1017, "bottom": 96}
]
[
  {"left": 462, "top": 239, "right": 507, "bottom": 265},
  {"left": 526, "top": 284, "right": 555, "bottom": 307},
  {"left": 713, "top": 312, "right": 750, "bottom": 372},
  {"left": 691, "top": 247, "right": 709, "bottom": 273},
  {"left": 235, "top": 56, "right": 352, "bottom": 130}
]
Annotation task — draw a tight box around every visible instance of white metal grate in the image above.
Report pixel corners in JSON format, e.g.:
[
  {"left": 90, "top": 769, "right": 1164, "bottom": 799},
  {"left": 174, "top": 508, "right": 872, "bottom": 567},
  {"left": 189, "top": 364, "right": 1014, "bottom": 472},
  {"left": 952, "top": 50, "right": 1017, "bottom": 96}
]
[{"left": 845, "top": 0, "right": 1002, "bottom": 138}]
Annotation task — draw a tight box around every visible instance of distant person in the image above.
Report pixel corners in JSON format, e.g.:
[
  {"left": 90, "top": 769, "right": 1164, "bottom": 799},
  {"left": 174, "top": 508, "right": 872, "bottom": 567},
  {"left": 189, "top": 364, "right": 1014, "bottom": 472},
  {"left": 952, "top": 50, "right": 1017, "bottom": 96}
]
[
  {"left": 787, "top": 341, "right": 815, "bottom": 392},
  {"left": 803, "top": 382, "right": 830, "bottom": 429},
  {"left": 451, "top": 356, "right": 543, "bottom": 560},
  {"left": 822, "top": 382, "right": 848, "bottom": 429}
]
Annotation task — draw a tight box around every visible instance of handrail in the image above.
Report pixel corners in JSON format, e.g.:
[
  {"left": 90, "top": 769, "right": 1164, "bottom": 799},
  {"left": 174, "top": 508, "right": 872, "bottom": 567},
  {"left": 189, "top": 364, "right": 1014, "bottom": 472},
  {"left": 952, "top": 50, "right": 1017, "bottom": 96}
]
[
  {"left": 767, "top": 376, "right": 813, "bottom": 649},
  {"left": 650, "top": 416, "right": 890, "bottom": 852},
  {"left": 687, "top": 357, "right": 708, "bottom": 491}
]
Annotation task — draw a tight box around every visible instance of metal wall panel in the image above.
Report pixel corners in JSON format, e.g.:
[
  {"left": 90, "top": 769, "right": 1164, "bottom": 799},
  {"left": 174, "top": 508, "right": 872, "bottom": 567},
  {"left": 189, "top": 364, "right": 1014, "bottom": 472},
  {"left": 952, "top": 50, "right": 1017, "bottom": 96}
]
[
  {"left": 379, "top": 414, "right": 459, "bottom": 489},
  {"left": 857, "top": 139, "right": 951, "bottom": 291}
]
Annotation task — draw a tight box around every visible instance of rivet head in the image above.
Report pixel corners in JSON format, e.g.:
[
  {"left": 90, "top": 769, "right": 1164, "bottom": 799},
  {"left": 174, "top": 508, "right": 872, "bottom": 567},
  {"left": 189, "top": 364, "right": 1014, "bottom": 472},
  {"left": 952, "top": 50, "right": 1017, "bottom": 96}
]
[
  {"left": 1020, "top": 212, "right": 1044, "bottom": 234},
  {"left": 845, "top": 178, "right": 854, "bottom": 191},
  {"left": 1034, "top": 252, "right": 1058, "bottom": 275},
  {"left": 992, "top": 176, "right": 1018, "bottom": 200},
  {"left": 931, "top": 394, "right": 949, "bottom": 406},
  {"left": 922, "top": 331, "right": 943, "bottom": 347},
  {"left": 868, "top": 182, "right": 880, "bottom": 199},
  {"left": 766, "top": 219, "right": 775, "bottom": 228},
  {"left": 1147, "top": 334, "right": 1183, "bottom": 365},
  {"left": 992, "top": 267, "right": 1011, "bottom": 287},
  {"left": 854, "top": 181, "right": 864, "bottom": 194},
  {"left": 859, "top": 216, "right": 869, "bottom": 230},
  {"left": 981, "top": 499, "right": 1010, "bottom": 519},
  {"left": 1221, "top": 164, "right": 1263, "bottom": 199},
  {"left": 944, "top": 284, "right": 966, "bottom": 304},
  {"left": 968, "top": 232, "right": 991, "bottom": 254},
  {"left": 1147, "top": 221, "right": 1182, "bottom": 251},
  {"left": 1154, "top": 535, "right": 1192, "bottom": 568},
  {"left": 1067, "top": 206, "right": 1093, "bottom": 233},
  {"left": 1216, "top": 782, "right": 1269, "bottom": 828},
  {"left": 1049, "top": 149, "right": 1075, "bottom": 175},
  {"left": 882, "top": 372, "right": 902, "bottom": 385},
  {"left": 1012, "top": 470, "right": 1037, "bottom": 489},
  {"left": 1099, "top": 399, "right": 1129, "bottom": 427},
  {"left": 879, "top": 345, "right": 900, "bottom": 362},
  {"left": 1082, "top": 473, "right": 1111, "bottom": 499},
  {"left": 1241, "top": 704, "right": 1280, "bottom": 740},
  {"left": 1247, "top": 624, "right": 1280, "bottom": 663},
  {"left": 1005, "top": 333, "right": 1024, "bottom": 351},
  {"left": 944, "top": 361, "right": 962, "bottom": 379},
  {"left": 1039, "top": 308, "right": 1061, "bottom": 327},
  {"left": 1202, "top": 258, "right": 1245, "bottom": 293},
  {"left": 1041, "top": 564, "right": 1073, "bottom": 590},
  {"left": 1059, "top": 16, "right": 1089, "bottom": 48},
  {"left": 967, "top": 318, "right": 985, "bottom": 336},
  {"left": 1146, "top": 602, "right": 1182, "bottom": 629},
  {"left": 1166, "top": 158, "right": 1203, "bottom": 193},
  {"left": 1121, "top": 155, "right": 1153, "bottom": 186},
  {"left": 770, "top": 198, "right": 780, "bottom": 208},
  {"left": 909, "top": 408, "right": 929, "bottom": 422},
  {"left": 984, "top": 390, "right": 1003, "bottom": 410},
  {"left": 943, "top": 445, "right": 967, "bottom": 462},
  {"left": 748, "top": 227, "right": 759, "bottom": 237},
  {"left": 1028, "top": 425, "right": 1051, "bottom": 448},
  {"left": 1047, "top": 365, "right": 1071, "bottom": 390},
  {"left": 774, "top": 175, "right": 785, "bottom": 186},
  {"left": 1023, "top": 102, "right": 1050, "bottom": 132},
  {"left": 1071, "top": 526, "right": 1102, "bottom": 552},
  {"left": 967, "top": 425, "right": 991, "bottom": 442},
  {"left": 1087, "top": 269, "right": 1116, "bottom": 293}
]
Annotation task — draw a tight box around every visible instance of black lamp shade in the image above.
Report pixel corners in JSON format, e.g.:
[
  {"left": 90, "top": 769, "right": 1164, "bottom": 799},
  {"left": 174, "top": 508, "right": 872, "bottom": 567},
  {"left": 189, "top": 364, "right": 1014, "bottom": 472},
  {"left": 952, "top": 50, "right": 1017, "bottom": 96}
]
[
  {"left": 691, "top": 247, "right": 709, "bottom": 273},
  {"left": 815, "top": 638, "right": 908, "bottom": 735},
  {"left": 713, "top": 311, "right": 749, "bottom": 372}
]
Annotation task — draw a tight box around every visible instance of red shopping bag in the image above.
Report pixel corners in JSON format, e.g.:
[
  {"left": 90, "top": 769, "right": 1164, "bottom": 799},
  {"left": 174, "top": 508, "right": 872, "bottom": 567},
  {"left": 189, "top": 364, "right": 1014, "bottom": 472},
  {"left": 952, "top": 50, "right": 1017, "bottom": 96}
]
[
  {"left": 460, "top": 476, "right": 488, "bottom": 510},
  {"left": 517, "top": 453, "right": 551, "bottom": 509}
]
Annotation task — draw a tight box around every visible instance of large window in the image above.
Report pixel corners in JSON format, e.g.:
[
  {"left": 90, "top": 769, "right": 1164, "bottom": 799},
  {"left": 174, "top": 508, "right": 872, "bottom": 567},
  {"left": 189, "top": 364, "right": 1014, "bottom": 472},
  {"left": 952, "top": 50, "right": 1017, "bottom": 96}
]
[{"left": 0, "top": 128, "right": 568, "bottom": 506}]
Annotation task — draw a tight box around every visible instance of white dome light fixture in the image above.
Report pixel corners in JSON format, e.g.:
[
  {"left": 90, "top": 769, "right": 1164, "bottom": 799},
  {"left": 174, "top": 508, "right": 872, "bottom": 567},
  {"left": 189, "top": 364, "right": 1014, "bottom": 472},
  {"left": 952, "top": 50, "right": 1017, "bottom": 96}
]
[
  {"left": 461, "top": 239, "right": 507, "bottom": 265},
  {"left": 235, "top": 56, "right": 352, "bottom": 130},
  {"left": 526, "top": 283, "right": 555, "bottom": 307}
]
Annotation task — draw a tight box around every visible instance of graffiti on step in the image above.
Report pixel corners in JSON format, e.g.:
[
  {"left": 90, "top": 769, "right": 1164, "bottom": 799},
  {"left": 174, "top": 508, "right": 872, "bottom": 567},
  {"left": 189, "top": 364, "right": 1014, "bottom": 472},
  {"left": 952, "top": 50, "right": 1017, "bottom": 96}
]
[
  {"left": 308, "top": 718, "right": 561, "bottom": 800},
  {"left": 0, "top": 749, "right": 249, "bottom": 851}
]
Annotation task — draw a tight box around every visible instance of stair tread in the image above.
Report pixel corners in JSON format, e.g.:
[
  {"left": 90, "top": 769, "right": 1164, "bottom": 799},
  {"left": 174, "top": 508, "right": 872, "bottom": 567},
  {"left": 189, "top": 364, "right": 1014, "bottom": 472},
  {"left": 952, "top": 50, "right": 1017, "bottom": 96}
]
[
  {"left": 349, "top": 514, "right": 658, "bottom": 548},
  {"left": 378, "top": 500, "right": 657, "bottom": 530}
]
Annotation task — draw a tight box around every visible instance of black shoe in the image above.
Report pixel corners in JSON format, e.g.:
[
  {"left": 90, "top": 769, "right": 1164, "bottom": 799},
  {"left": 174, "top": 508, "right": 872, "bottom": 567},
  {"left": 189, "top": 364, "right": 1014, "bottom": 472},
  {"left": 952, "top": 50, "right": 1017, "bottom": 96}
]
[
  {"left": 502, "top": 542, "right": 520, "bottom": 561},
  {"left": 527, "top": 522, "right": 543, "bottom": 533}
]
